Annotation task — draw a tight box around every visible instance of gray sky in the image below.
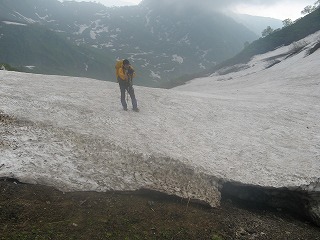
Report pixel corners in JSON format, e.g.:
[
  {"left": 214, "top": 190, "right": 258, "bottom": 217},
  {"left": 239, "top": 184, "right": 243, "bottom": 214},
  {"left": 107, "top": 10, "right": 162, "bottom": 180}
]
[{"left": 64, "top": 0, "right": 316, "bottom": 20}]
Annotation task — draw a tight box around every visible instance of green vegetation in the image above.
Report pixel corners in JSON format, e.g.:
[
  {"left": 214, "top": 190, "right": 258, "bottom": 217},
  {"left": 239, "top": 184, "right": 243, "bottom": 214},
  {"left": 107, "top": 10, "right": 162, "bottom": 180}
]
[
  {"left": 261, "top": 26, "right": 274, "bottom": 37},
  {"left": 0, "top": 63, "right": 18, "bottom": 71},
  {"left": 301, "top": 0, "right": 320, "bottom": 15},
  {"left": 0, "top": 23, "right": 115, "bottom": 81}
]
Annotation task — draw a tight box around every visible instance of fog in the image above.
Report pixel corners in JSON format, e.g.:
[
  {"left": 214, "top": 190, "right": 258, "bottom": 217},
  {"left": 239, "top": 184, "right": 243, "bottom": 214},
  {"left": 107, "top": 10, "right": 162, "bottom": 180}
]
[
  {"left": 65, "top": 0, "right": 315, "bottom": 20},
  {"left": 140, "top": 0, "right": 314, "bottom": 11}
]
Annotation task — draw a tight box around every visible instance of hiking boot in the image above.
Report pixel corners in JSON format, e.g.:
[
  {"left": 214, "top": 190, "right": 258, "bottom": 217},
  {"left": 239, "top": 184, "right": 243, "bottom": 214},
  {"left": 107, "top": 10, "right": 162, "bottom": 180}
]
[{"left": 132, "top": 107, "right": 139, "bottom": 112}]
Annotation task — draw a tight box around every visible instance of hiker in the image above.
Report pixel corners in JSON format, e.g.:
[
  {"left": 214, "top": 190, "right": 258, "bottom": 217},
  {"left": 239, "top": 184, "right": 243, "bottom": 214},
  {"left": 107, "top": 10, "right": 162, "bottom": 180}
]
[{"left": 115, "top": 59, "right": 139, "bottom": 112}]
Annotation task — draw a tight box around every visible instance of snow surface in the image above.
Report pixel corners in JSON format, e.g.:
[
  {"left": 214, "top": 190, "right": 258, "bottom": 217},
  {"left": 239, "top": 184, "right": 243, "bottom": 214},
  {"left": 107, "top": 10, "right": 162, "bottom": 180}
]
[{"left": 1, "top": 32, "right": 320, "bottom": 208}]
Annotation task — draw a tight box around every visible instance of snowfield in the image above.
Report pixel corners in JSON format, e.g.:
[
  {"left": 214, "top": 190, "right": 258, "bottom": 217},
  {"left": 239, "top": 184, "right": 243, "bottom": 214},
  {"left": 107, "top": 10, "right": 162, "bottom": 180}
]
[{"left": 1, "top": 32, "right": 320, "bottom": 224}]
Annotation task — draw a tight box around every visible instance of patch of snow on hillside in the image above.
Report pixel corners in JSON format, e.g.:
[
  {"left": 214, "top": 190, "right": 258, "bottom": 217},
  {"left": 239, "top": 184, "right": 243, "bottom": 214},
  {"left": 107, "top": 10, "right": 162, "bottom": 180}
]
[
  {"left": 172, "top": 55, "right": 183, "bottom": 64},
  {"left": 95, "top": 12, "right": 109, "bottom": 18},
  {"left": 2, "top": 21, "right": 27, "bottom": 26},
  {"left": 90, "top": 30, "right": 96, "bottom": 40},
  {"left": 100, "top": 42, "right": 114, "bottom": 48},
  {"left": 145, "top": 10, "right": 153, "bottom": 27},
  {"left": 13, "top": 11, "right": 36, "bottom": 24},
  {"left": 35, "top": 13, "right": 49, "bottom": 21},
  {"left": 199, "top": 63, "right": 206, "bottom": 69},
  {"left": 97, "top": 26, "right": 110, "bottom": 34},
  {"left": 178, "top": 34, "right": 191, "bottom": 45},
  {"left": 25, "top": 66, "right": 36, "bottom": 70},
  {"left": 164, "top": 68, "right": 175, "bottom": 73},
  {"left": 141, "top": 62, "right": 150, "bottom": 68},
  {"left": 91, "top": 20, "right": 109, "bottom": 34},
  {"left": 53, "top": 29, "right": 65, "bottom": 33},
  {"left": 199, "top": 49, "right": 211, "bottom": 59},
  {"left": 76, "top": 24, "right": 89, "bottom": 34},
  {"left": 150, "top": 70, "right": 161, "bottom": 79}
]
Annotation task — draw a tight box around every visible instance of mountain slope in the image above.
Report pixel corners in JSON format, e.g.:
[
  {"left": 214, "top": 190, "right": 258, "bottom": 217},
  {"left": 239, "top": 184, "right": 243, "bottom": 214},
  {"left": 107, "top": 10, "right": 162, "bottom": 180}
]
[
  {"left": 215, "top": 7, "right": 320, "bottom": 71},
  {"left": 227, "top": 13, "right": 283, "bottom": 36},
  {"left": 0, "top": 0, "right": 259, "bottom": 87},
  {"left": 174, "top": 31, "right": 320, "bottom": 94},
  {"left": 0, "top": 21, "right": 115, "bottom": 80},
  {"left": 166, "top": 7, "right": 320, "bottom": 88}
]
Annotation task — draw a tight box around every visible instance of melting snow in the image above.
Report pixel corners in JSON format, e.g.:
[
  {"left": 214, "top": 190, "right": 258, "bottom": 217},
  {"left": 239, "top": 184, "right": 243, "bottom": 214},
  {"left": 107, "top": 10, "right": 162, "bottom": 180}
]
[
  {"left": 13, "top": 11, "right": 36, "bottom": 24},
  {"left": 76, "top": 24, "right": 90, "bottom": 35},
  {"left": 90, "top": 30, "right": 96, "bottom": 40},
  {"left": 0, "top": 31, "right": 319, "bottom": 218},
  {"left": 150, "top": 70, "right": 161, "bottom": 79},
  {"left": 24, "top": 66, "right": 36, "bottom": 69},
  {"left": 2, "top": 21, "right": 27, "bottom": 26},
  {"left": 172, "top": 54, "right": 184, "bottom": 64}
]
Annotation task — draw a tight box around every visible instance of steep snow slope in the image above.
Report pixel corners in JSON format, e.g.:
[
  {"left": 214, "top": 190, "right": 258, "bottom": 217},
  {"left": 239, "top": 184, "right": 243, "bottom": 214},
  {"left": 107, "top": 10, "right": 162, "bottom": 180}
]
[
  {"left": 175, "top": 31, "right": 320, "bottom": 97},
  {"left": 0, "top": 31, "right": 320, "bottom": 224}
]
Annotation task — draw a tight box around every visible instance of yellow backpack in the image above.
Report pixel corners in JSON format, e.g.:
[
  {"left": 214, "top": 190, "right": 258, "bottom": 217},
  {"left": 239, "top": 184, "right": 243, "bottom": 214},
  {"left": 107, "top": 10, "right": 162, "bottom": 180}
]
[
  {"left": 115, "top": 60, "right": 123, "bottom": 80},
  {"left": 115, "top": 60, "right": 135, "bottom": 82}
]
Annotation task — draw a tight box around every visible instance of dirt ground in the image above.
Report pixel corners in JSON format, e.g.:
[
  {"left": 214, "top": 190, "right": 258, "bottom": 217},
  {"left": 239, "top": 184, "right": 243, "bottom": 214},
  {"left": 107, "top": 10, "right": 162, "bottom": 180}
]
[{"left": 0, "top": 179, "right": 319, "bottom": 240}]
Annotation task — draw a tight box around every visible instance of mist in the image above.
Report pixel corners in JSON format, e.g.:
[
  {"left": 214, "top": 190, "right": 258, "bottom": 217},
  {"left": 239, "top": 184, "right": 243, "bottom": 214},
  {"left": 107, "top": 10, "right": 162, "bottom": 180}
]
[
  {"left": 141, "top": 0, "right": 289, "bottom": 10},
  {"left": 138, "top": 0, "right": 315, "bottom": 20}
]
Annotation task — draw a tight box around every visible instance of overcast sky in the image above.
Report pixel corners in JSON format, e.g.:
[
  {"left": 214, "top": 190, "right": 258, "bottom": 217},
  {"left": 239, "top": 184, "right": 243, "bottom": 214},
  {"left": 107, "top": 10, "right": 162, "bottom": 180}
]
[{"left": 65, "top": 0, "right": 316, "bottom": 20}]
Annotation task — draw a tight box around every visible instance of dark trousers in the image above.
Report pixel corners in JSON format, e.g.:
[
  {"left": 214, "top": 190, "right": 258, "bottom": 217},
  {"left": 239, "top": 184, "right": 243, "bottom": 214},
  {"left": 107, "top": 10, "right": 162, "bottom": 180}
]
[{"left": 118, "top": 79, "right": 137, "bottom": 109}]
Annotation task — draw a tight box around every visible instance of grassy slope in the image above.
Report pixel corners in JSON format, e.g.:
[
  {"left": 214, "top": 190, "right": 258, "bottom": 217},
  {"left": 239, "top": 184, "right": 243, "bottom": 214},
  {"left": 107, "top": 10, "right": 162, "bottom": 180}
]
[{"left": 0, "top": 23, "right": 115, "bottom": 81}]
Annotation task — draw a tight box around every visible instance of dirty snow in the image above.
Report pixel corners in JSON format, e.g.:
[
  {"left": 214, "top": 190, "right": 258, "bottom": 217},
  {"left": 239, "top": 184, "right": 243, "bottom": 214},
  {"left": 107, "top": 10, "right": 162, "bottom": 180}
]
[{"left": 0, "top": 31, "right": 320, "bottom": 212}]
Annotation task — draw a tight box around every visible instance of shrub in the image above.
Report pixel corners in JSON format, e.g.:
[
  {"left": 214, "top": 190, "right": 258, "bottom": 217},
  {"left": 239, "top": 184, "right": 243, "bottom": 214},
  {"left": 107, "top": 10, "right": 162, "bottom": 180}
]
[{"left": 0, "top": 63, "right": 18, "bottom": 71}]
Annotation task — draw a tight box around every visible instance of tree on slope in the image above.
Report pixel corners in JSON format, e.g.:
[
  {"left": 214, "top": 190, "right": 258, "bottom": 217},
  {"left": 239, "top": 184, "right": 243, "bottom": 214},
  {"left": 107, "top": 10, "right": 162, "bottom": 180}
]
[
  {"left": 301, "top": 0, "right": 320, "bottom": 15},
  {"left": 262, "top": 26, "right": 274, "bottom": 37},
  {"left": 282, "top": 18, "right": 293, "bottom": 27}
]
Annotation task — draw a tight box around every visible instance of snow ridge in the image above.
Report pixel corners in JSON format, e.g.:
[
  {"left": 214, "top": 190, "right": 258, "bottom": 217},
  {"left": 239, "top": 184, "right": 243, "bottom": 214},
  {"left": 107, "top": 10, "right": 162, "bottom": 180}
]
[{"left": 1, "top": 31, "right": 320, "bottom": 225}]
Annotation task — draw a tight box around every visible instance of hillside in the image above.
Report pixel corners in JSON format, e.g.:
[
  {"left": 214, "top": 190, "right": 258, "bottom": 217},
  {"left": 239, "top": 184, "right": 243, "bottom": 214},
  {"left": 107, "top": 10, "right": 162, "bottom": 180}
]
[
  {"left": 0, "top": 21, "right": 115, "bottom": 79},
  {"left": 226, "top": 12, "right": 283, "bottom": 36},
  {"left": 167, "top": 7, "right": 320, "bottom": 88},
  {"left": 0, "top": 0, "right": 264, "bottom": 87},
  {"left": 226, "top": 7, "right": 320, "bottom": 67}
]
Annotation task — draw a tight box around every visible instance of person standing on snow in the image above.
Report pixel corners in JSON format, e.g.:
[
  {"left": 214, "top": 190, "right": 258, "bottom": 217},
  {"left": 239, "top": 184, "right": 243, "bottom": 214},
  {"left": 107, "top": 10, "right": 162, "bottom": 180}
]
[{"left": 115, "top": 59, "right": 139, "bottom": 112}]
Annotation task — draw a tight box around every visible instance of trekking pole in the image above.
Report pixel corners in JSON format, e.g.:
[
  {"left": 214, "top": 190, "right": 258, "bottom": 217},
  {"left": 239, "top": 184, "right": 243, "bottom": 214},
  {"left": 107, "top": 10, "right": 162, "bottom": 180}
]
[
  {"left": 126, "top": 89, "right": 129, "bottom": 103},
  {"left": 126, "top": 80, "right": 129, "bottom": 103},
  {"left": 126, "top": 72, "right": 133, "bottom": 103}
]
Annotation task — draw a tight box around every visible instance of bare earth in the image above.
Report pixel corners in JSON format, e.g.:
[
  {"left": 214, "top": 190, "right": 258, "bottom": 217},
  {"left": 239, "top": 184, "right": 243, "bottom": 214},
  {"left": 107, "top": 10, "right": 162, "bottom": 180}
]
[{"left": 1, "top": 179, "right": 320, "bottom": 240}]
